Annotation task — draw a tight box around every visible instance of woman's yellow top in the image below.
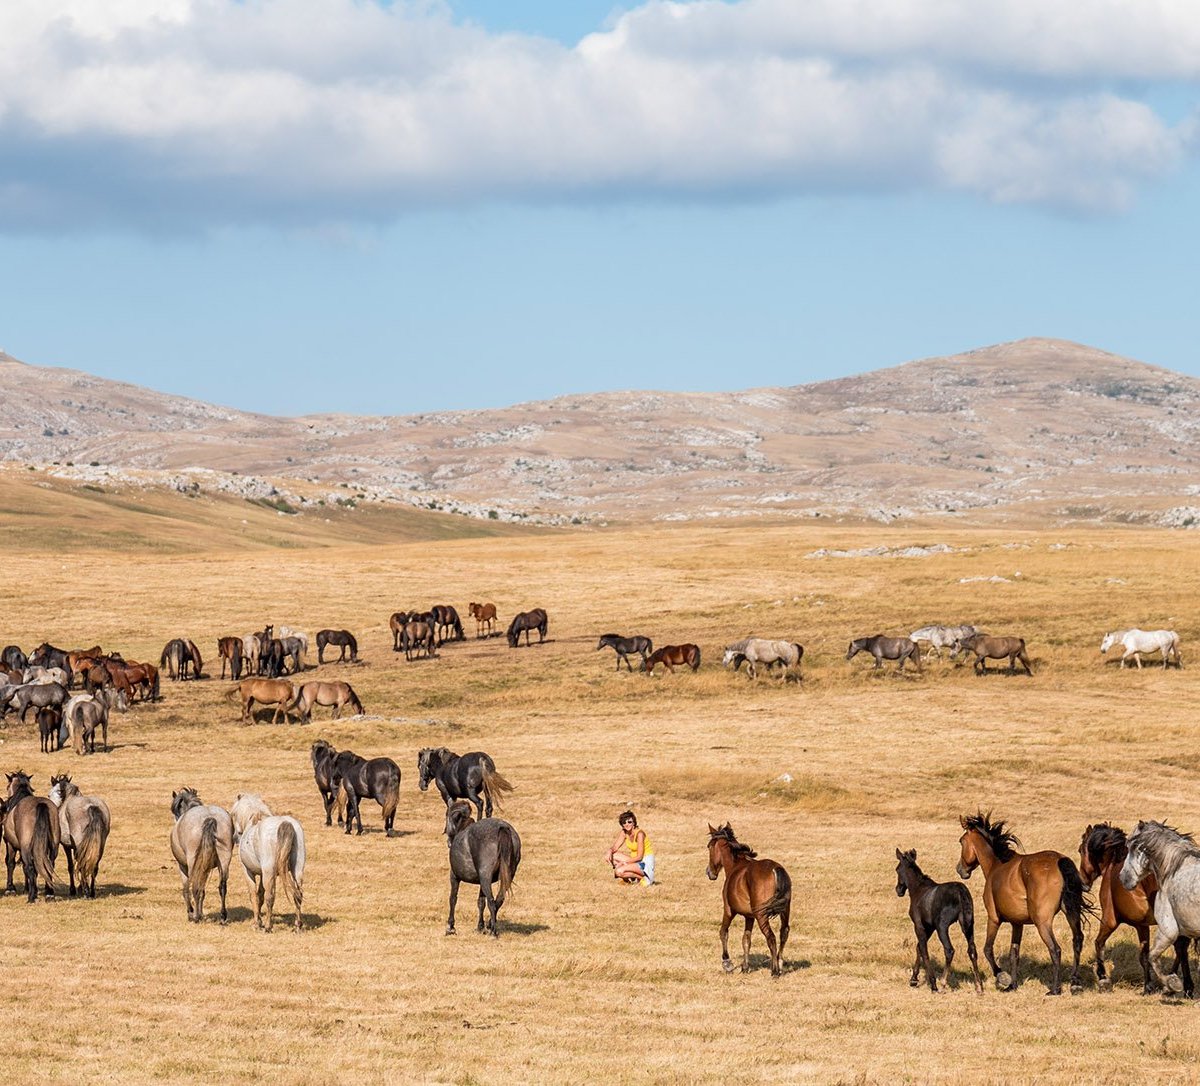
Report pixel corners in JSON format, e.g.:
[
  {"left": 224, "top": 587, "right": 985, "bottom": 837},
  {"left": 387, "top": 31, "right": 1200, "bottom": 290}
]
[{"left": 623, "top": 831, "right": 653, "bottom": 859}]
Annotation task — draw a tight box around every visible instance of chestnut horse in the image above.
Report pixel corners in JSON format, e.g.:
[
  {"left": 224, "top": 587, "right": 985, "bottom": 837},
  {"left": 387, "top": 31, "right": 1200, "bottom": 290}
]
[
  {"left": 228, "top": 678, "right": 295, "bottom": 725},
  {"left": 645, "top": 644, "right": 701, "bottom": 675},
  {"left": 469, "top": 602, "right": 497, "bottom": 639},
  {"left": 217, "top": 636, "right": 244, "bottom": 680},
  {"left": 705, "top": 823, "right": 791, "bottom": 976},
  {"left": 956, "top": 812, "right": 1092, "bottom": 993},
  {"left": 1079, "top": 822, "right": 1192, "bottom": 994}
]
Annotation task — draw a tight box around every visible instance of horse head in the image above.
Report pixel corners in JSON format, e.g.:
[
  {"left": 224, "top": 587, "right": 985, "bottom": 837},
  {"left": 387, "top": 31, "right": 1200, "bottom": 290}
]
[
  {"left": 895, "top": 847, "right": 918, "bottom": 897},
  {"left": 1119, "top": 823, "right": 1151, "bottom": 890},
  {"left": 418, "top": 747, "right": 451, "bottom": 791},
  {"left": 171, "top": 787, "right": 202, "bottom": 821},
  {"left": 6, "top": 770, "right": 33, "bottom": 800},
  {"left": 444, "top": 799, "right": 474, "bottom": 843},
  {"left": 48, "top": 774, "right": 73, "bottom": 805}
]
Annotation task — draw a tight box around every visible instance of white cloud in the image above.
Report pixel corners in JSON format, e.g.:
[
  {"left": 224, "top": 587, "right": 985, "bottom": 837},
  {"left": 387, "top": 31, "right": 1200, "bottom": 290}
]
[{"left": 0, "top": 0, "right": 1194, "bottom": 229}]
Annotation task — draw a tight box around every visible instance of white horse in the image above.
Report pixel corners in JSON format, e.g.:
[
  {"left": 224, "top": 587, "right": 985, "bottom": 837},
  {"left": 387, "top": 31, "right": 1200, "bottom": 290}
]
[
  {"left": 23, "top": 666, "right": 70, "bottom": 687},
  {"left": 909, "top": 625, "right": 981, "bottom": 659},
  {"left": 230, "top": 793, "right": 305, "bottom": 932},
  {"left": 1120, "top": 821, "right": 1200, "bottom": 993},
  {"left": 1100, "top": 629, "right": 1182, "bottom": 669},
  {"left": 722, "top": 638, "right": 803, "bottom": 680}
]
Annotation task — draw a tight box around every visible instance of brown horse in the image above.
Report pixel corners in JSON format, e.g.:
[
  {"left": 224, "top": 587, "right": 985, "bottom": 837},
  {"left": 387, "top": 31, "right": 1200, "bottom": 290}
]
[
  {"left": 229, "top": 678, "right": 295, "bottom": 725},
  {"left": 389, "top": 611, "right": 411, "bottom": 652},
  {"left": 705, "top": 823, "right": 791, "bottom": 976},
  {"left": 956, "top": 812, "right": 1092, "bottom": 993},
  {"left": 292, "top": 681, "right": 363, "bottom": 722},
  {"left": 402, "top": 621, "right": 436, "bottom": 661},
  {"left": 217, "top": 636, "right": 244, "bottom": 680},
  {"left": 1078, "top": 822, "right": 1192, "bottom": 994},
  {"left": 66, "top": 647, "right": 103, "bottom": 686},
  {"left": 3, "top": 771, "right": 60, "bottom": 902},
  {"left": 955, "top": 634, "right": 1032, "bottom": 676},
  {"left": 469, "top": 601, "right": 498, "bottom": 638},
  {"left": 645, "top": 644, "right": 701, "bottom": 674}
]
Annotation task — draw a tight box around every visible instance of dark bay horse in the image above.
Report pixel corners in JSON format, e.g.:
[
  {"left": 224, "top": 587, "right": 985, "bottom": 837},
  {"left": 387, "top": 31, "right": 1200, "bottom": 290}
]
[
  {"left": 3, "top": 771, "right": 59, "bottom": 902},
  {"left": 310, "top": 740, "right": 345, "bottom": 826},
  {"left": 597, "top": 634, "right": 652, "bottom": 672},
  {"left": 331, "top": 751, "right": 401, "bottom": 836},
  {"left": 418, "top": 748, "right": 513, "bottom": 821},
  {"left": 506, "top": 608, "right": 548, "bottom": 648},
  {"left": 955, "top": 633, "right": 1032, "bottom": 676},
  {"left": 401, "top": 621, "right": 436, "bottom": 661},
  {"left": 847, "top": 635, "right": 922, "bottom": 672},
  {"left": 1079, "top": 822, "right": 1192, "bottom": 994},
  {"left": 706, "top": 823, "right": 791, "bottom": 976},
  {"left": 316, "top": 629, "right": 358, "bottom": 664},
  {"left": 445, "top": 800, "right": 521, "bottom": 937},
  {"left": 389, "top": 611, "right": 413, "bottom": 652},
  {"left": 895, "top": 848, "right": 983, "bottom": 993},
  {"left": 217, "top": 636, "right": 244, "bottom": 680},
  {"left": 957, "top": 811, "right": 1092, "bottom": 994},
  {"left": 29, "top": 642, "right": 71, "bottom": 674},
  {"left": 645, "top": 644, "right": 701, "bottom": 674},
  {"left": 161, "top": 638, "right": 203, "bottom": 681},
  {"left": 430, "top": 605, "right": 464, "bottom": 645},
  {"left": 469, "top": 601, "right": 497, "bottom": 638}
]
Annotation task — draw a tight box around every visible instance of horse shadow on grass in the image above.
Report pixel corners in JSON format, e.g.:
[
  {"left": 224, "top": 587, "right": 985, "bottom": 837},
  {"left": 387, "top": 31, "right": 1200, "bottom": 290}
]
[
  {"left": 499, "top": 920, "right": 549, "bottom": 937},
  {"left": 96, "top": 883, "right": 146, "bottom": 898},
  {"left": 741, "top": 954, "right": 811, "bottom": 973}
]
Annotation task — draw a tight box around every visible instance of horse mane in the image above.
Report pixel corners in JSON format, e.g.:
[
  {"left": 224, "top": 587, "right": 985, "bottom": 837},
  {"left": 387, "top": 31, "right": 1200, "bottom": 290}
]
[
  {"left": 725, "top": 638, "right": 752, "bottom": 653},
  {"left": 708, "top": 823, "right": 757, "bottom": 859},
  {"left": 1131, "top": 821, "right": 1200, "bottom": 881},
  {"left": 960, "top": 811, "right": 1021, "bottom": 861},
  {"left": 1084, "top": 822, "right": 1127, "bottom": 868}
]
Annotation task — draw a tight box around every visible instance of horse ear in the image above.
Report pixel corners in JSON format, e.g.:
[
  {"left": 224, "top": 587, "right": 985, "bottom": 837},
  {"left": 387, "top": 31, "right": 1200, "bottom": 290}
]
[
  {"left": 707, "top": 824, "right": 716, "bottom": 835},
  {"left": 895, "top": 847, "right": 903, "bottom": 860},
  {"left": 958, "top": 815, "right": 968, "bottom": 829}
]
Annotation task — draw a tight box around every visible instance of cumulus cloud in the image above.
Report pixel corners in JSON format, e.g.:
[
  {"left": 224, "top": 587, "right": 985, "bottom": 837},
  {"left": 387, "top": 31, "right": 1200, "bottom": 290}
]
[{"left": 0, "top": 0, "right": 1195, "bottom": 230}]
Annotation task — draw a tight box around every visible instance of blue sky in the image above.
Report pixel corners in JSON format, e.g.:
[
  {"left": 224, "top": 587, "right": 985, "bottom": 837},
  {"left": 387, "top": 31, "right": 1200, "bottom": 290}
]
[{"left": 1, "top": 1, "right": 1198, "bottom": 416}]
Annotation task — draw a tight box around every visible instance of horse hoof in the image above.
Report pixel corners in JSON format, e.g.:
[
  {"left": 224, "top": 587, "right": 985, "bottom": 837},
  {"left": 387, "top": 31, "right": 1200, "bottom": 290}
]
[
  {"left": 909, "top": 978, "right": 920, "bottom": 988},
  {"left": 445, "top": 928, "right": 456, "bottom": 936},
  {"left": 722, "top": 961, "right": 734, "bottom": 974},
  {"left": 1098, "top": 977, "right": 1112, "bottom": 992},
  {"left": 996, "top": 972, "right": 1012, "bottom": 991},
  {"left": 1167, "top": 975, "right": 1184, "bottom": 994},
  {"left": 1070, "top": 983, "right": 1084, "bottom": 995}
]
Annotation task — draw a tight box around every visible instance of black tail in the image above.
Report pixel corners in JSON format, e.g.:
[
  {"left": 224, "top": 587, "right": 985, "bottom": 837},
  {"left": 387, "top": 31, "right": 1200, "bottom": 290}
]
[
  {"left": 764, "top": 865, "right": 791, "bottom": 917},
  {"left": 955, "top": 883, "right": 976, "bottom": 938},
  {"left": 1058, "top": 856, "right": 1096, "bottom": 929}
]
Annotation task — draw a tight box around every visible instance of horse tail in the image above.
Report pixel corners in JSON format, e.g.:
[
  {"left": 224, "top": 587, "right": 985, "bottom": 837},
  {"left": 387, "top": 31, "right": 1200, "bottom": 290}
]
[
  {"left": 31, "top": 803, "right": 56, "bottom": 889},
  {"left": 231, "top": 640, "right": 242, "bottom": 680},
  {"left": 764, "top": 864, "right": 791, "bottom": 917},
  {"left": 496, "top": 824, "right": 518, "bottom": 901},
  {"left": 75, "top": 807, "right": 107, "bottom": 888},
  {"left": 160, "top": 644, "right": 170, "bottom": 669},
  {"left": 1057, "top": 856, "right": 1096, "bottom": 930},
  {"left": 690, "top": 645, "right": 701, "bottom": 671},
  {"left": 481, "top": 767, "right": 514, "bottom": 812},
  {"left": 189, "top": 817, "right": 219, "bottom": 906},
  {"left": 151, "top": 668, "right": 160, "bottom": 701},
  {"left": 276, "top": 820, "right": 302, "bottom": 910},
  {"left": 955, "top": 882, "right": 976, "bottom": 940}
]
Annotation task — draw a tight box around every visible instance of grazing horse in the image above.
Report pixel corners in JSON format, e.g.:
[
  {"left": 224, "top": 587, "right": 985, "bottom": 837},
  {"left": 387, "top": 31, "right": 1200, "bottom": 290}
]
[
  {"left": 389, "top": 611, "right": 411, "bottom": 652},
  {"left": 846, "top": 635, "right": 922, "bottom": 672},
  {"left": 230, "top": 793, "right": 305, "bottom": 932},
  {"left": 444, "top": 800, "right": 521, "bottom": 937},
  {"left": 316, "top": 629, "right": 358, "bottom": 664},
  {"left": 160, "top": 638, "right": 203, "bottom": 681},
  {"left": 49, "top": 775, "right": 109, "bottom": 899},
  {"left": 722, "top": 638, "right": 803, "bottom": 680},
  {"left": 331, "top": 751, "right": 401, "bottom": 836},
  {"left": 310, "top": 740, "right": 346, "bottom": 827},
  {"left": 468, "top": 601, "right": 498, "bottom": 639},
  {"left": 418, "top": 748, "right": 513, "bottom": 821},
  {"left": 230, "top": 678, "right": 295, "bottom": 725},
  {"left": 705, "top": 823, "right": 791, "bottom": 976},
  {"left": 430, "top": 604, "right": 464, "bottom": 645},
  {"left": 909, "top": 624, "right": 981, "bottom": 659},
  {"left": 596, "top": 634, "right": 653, "bottom": 672},
  {"left": 114, "top": 660, "right": 159, "bottom": 702},
  {"left": 170, "top": 788, "right": 232, "bottom": 923},
  {"left": 506, "top": 608, "right": 548, "bottom": 648},
  {"left": 3, "top": 771, "right": 59, "bottom": 902},
  {"left": 1101, "top": 629, "right": 1182, "bottom": 670},
  {"left": 278, "top": 636, "right": 306, "bottom": 674},
  {"left": 1120, "top": 821, "right": 1200, "bottom": 995},
  {"left": 956, "top": 811, "right": 1091, "bottom": 993},
  {"left": 292, "top": 681, "right": 363, "bottom": 722},
  {"left": 1078, "top": 822, "right": 1192, "bottom": 994},
  {"left": 895, "top": 848, "right": 983, "bottom": 993},
  {"left": 401, "top": 621, "right": 436, "bottom": 661},
  {"left": 955, "top": 633, "right": 1032, "bottom": 676},
  {"left": 644, "top": 644, "right": 701, "bottom": 675},
  {"left": 217, "top": 636, "right": 244, "bottom": 680}
]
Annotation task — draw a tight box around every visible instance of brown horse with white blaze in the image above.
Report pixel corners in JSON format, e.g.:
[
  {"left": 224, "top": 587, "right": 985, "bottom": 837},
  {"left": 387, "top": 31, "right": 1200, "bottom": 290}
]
[
  {"left": 957, "top": 811, "right": 1092, "bottom": 993},
  {"left": 706, "top": 823, "right": 791, "bottom": 976}
]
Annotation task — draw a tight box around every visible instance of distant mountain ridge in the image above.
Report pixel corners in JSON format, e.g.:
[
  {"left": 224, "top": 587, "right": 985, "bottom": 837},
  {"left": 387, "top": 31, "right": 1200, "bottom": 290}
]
[{"left": 3, "top": 338, "right": 1199, "bottom": 526}]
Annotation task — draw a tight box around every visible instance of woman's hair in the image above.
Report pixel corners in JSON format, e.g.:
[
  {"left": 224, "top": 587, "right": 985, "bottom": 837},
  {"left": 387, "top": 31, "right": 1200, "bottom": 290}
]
[{"left": 618, "top": 810, "right": 637, "bottom": 827}]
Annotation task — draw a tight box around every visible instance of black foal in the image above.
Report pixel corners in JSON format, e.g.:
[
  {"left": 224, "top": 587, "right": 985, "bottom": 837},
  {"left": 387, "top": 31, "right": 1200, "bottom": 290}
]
[{"left": 895, "top": 847, "right": 984, "bottom": 993}]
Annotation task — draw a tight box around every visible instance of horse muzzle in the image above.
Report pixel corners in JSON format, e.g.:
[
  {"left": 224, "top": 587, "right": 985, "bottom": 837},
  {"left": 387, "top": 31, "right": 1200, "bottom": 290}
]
[
  {"left": 955, "top": 861, "right": 973, "bottom": 880},
  {"left": 1118, "top": 868, "right": 1138, "bottom": 891},
  {"left": 705, "top": 866, "right": 717, "bottom": 881},
  {"left": 418, "top": 780, "right": 429, "bottom": 792}
]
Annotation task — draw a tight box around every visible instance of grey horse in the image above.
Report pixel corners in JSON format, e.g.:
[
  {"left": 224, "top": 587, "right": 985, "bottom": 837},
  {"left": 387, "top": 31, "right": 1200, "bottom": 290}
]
[
  {"left": 846, "top": 635, "right": 922, "bottom": 672},
  {"left": 1, "top": 681, "right": 70, "bottom": 721},
  {"left": 444, "top": 799, "right": 521, "bottom": 938}
]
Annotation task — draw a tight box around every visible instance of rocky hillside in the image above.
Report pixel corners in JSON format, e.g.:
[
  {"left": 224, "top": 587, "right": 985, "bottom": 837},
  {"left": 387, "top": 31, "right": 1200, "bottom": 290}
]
[{"left": 3, "top": 338, "right": 1198, "bottom": 526}]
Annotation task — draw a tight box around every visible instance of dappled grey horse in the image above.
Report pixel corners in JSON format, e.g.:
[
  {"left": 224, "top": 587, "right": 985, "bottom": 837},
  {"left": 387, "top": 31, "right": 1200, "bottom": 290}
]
[
  {"left": 596, "top": 634, "right": 653, "bottom": 672},
  {"left": 444, "top": 800, "right": 521, "bottom": 938}
]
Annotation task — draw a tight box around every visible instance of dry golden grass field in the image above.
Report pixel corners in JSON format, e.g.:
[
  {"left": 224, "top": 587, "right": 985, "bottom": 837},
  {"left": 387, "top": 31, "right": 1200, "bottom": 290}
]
[{"left": 3, "top": 516, "right": 1200, "bottom": 1084}]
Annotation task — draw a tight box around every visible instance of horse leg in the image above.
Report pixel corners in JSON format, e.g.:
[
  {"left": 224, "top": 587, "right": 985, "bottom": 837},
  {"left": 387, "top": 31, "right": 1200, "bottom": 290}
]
[
  {"left": 65, "top": 844, "right": 77, "bottom": 897},
  {"left": 1094, "top": 917, "right": 1116, "bottom": 989},
  {"left": 1033, "top": 919, "right": 1062, "bottom": 995},
  {"left": 1064, "top": 899, "right": 1085, "bottom": 993},
  {"left": 719, "top": 908, "right": 735, "bottom": 973},
  {"left": 1149, "top": 918, "right": 1184, "bottom": 993},
  {"left": 264, "top": 869, "right": 277, "bottom": 933},
  {"left": 486, "top": 881, "right": 501, "bottom": 937},
  {"left": 741, "top": 915, "right": 754, "bottom": 973},
  {"left": 218, "top": 864, "right": 228, "bottom": 925},
  {"left": 246, "top": 869, "right": 262, "bottom": 929},
  {"left": 758, "top": 912, "right": 782, "bottom": 977},
  {"left": 936, "top": 917, "right": 957, "bottom": 991},
  {"left": 343, "top": 792, "right": 357, "bottom": 835},
  {"left": 5, "top": 841, "right": 16, "bottom": 893},
  {"left": 1174, "top": 937, "right": 1193, "bottom": 997},
  {"left": 471, "top": 788, "right": 485, "bottom": 823},
  {"left": 1130, "top": 922, "right": 1149, "bottom": 993},
  {"left": 446, "top": 872, "right": 460, "bottom": 935}
]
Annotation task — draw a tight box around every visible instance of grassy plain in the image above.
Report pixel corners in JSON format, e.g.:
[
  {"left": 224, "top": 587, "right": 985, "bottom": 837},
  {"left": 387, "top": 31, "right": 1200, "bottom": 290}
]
[{"left": 2, "top": 518, "right": 1199, "bottom": 1084}]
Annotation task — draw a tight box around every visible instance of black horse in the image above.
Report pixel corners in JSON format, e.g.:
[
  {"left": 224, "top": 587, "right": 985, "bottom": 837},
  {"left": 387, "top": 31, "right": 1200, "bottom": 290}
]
[
  {"left": 331, "top": 751, "right": 401, "bottom": 836},
  {"left": 310, "top": 740, "right": 344, "bottom": 826},
  {"left": 316, "top": 629, "right": 358, "bottom": 664},
  {"left": 506, "top": 608, "right": 548, "bottom": 648},
  {"left": 1, "top": 646, "right": 27, "bottom": 672},
  {"left": 259, "top": 638, "right": 286, "bottom": 678},
  {"left": 418, "top": 748, "right": 513, "bottom": 821},
  {"left": 596, "top": 634, "right": 652, "bottom": 672},
  {"left": 160, "top": 638, "right": 203, "bottom": 681},
  {"left": 895, "top": 848, "right": 983, "bottom": 992},
  {"left": 445, "top": 800, "right": 521, "bottom": 938},
  {"left": 28, "top": 642, "right": 71, "bottom": 673},
  {"left": 430, "top": 605, "right": 464, "bottom": 645}
]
